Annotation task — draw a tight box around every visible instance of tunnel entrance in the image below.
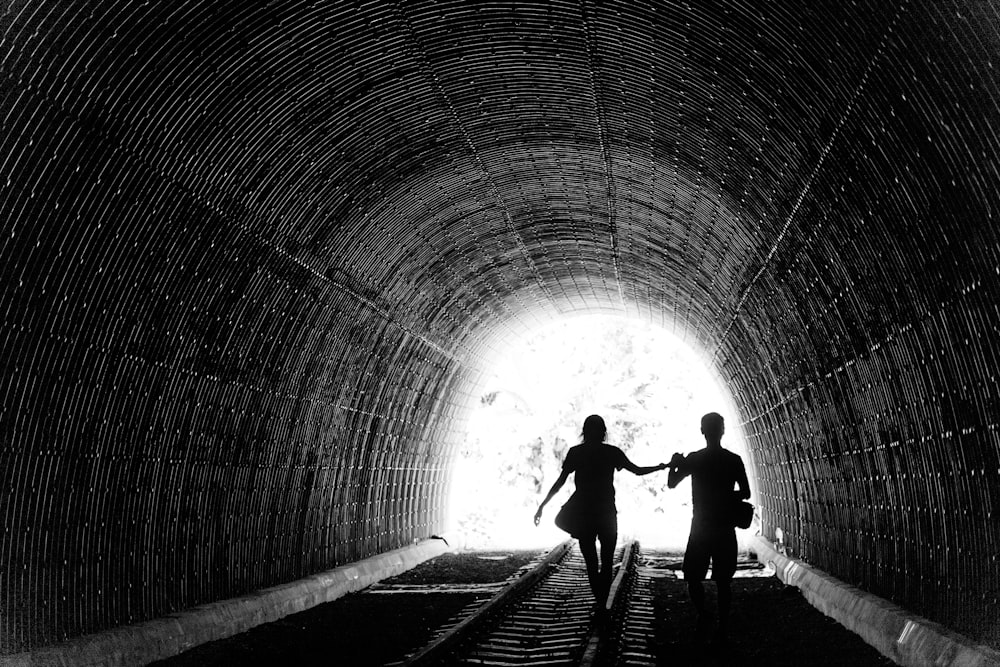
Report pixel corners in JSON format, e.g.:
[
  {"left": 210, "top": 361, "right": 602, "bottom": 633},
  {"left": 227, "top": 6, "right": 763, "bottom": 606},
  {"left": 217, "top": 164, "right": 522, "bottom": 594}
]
[{"left": 448, "top": 314, "right": 754, "bottom": 551}]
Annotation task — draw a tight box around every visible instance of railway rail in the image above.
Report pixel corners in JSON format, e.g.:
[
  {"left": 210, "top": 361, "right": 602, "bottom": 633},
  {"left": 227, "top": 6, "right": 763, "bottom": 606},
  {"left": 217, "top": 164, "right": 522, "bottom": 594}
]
[{"left": 398, "top": 540, "right": 659, "bottom": 666}]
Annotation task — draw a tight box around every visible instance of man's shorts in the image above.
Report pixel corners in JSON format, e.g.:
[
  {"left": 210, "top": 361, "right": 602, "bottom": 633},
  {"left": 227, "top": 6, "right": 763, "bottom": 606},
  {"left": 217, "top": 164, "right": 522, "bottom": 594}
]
[{"left": 682, "top": 521, "right": 737, "bottom": 581}]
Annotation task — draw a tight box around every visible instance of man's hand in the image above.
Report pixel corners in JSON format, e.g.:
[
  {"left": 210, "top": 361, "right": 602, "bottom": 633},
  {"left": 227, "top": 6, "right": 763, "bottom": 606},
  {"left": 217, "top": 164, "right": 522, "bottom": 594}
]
[
  {"left": 669, "top": 452, "right": 685, "bottom": 468},
  {"left": 533, "top": 507, "right": 543, "bottom": 526}
]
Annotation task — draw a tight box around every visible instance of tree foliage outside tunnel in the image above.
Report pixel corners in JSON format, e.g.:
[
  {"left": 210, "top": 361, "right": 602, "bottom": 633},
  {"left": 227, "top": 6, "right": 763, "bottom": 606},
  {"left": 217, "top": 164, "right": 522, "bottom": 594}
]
[{"left": 451, "top": 316, "right": 741, "bottom": 550}]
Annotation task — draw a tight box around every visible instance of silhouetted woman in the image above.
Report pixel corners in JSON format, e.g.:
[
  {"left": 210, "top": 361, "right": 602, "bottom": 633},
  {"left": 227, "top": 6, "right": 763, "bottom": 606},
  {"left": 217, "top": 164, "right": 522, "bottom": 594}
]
[{"left": 534, "top": 414, "right": 666, "bottom": 605}]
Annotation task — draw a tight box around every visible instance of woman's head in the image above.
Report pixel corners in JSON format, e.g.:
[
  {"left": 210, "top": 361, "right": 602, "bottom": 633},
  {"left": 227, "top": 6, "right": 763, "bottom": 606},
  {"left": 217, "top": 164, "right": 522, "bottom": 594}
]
[{"left": 581, "top": 414, "right": 607, "bottom": 444}]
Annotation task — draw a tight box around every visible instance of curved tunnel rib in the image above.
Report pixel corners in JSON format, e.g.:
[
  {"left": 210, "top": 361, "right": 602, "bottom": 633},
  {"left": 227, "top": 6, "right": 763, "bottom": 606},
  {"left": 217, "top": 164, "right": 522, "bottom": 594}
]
[{"left": 0, "top": 0, "right": 998, "bottom": 654}]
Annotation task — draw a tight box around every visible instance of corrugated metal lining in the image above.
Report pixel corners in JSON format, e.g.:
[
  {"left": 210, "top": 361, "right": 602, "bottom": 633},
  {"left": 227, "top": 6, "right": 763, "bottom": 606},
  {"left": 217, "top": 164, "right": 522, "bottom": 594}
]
[{"left": 0, "top": 0, "right": 997, "bottom": 651}]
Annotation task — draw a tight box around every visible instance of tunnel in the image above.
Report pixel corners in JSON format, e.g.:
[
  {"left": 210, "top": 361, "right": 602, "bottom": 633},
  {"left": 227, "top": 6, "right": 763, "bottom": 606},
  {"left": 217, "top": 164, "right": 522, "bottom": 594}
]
[{"left": 1, "top": 0, "right": 998, "bottom": 660}]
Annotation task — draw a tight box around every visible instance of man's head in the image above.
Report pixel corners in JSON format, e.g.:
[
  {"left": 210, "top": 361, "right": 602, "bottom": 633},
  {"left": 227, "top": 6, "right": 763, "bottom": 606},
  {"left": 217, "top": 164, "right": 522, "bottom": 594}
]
[
  {"left": 700, "top": 412, "right": 725, "bottom": 444},
  {"left": 582, "top": 414, "right": 607, "bottom": 444}
]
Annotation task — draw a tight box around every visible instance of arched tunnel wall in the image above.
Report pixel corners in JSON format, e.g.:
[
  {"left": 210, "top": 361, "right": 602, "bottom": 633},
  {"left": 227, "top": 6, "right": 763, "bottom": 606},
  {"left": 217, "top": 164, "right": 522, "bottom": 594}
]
[{"left": 1, "top": 0, "right": 998, "bottom": 653}]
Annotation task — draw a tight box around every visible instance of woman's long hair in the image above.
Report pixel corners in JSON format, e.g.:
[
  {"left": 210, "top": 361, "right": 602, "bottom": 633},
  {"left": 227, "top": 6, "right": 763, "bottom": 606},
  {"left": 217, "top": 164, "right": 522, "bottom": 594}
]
[{"left": 581, "top": 414, "right": 607, "bottom": 444}]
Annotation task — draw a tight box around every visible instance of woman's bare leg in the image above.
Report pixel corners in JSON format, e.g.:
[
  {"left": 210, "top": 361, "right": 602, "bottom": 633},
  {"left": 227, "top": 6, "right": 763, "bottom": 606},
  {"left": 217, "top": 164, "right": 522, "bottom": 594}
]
[
  {"left": 597, "top": 532, "right": 616, "bottom": 604},
  {"left": 578, "top": 537, "right": 601, "bottom": 601}
]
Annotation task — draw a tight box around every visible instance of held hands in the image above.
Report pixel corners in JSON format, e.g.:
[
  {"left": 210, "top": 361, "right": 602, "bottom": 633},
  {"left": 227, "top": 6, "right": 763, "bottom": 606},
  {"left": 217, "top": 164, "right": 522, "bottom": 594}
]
[
  {"left": 669, "top": 452, "right": 685, "bottom": 468},
  {"left": 533, "top": 506, "right": 543, "bottom": 526}
]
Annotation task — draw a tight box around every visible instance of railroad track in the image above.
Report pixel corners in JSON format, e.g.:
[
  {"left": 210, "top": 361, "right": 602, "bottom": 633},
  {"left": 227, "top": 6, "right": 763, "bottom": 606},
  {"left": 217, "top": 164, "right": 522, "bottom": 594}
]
[{"left": 398, "top": 540, "right": 660, "bottom": 666}]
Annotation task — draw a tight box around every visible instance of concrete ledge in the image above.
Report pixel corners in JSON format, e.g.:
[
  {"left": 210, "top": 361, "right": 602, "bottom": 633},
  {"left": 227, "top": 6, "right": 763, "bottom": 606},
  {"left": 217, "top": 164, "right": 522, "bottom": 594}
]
[
  {"left": 4, "top": 538, "right": 451, "bottom": 667},
  {"left": 751, "top": 535, "right": 1000, "bottom": 667}
]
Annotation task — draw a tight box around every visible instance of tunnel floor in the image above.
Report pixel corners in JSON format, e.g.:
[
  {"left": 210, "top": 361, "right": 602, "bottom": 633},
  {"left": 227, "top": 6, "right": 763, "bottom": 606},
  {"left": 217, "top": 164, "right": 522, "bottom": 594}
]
[{"left": 150, "top": 548, "right": 895, "bottom": 666}]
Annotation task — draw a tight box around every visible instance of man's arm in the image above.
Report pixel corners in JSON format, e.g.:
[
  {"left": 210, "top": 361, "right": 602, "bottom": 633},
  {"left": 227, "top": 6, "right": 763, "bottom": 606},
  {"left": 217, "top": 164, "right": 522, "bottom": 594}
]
[
  {"left": 735, "top": 457, "right": 751, "bottom": 500},
  {"left": 533, "top": 469, "right": 571, "bottom": 525},
  {"left": 666, "top": 452, "right": 689, "bottom": 488}
]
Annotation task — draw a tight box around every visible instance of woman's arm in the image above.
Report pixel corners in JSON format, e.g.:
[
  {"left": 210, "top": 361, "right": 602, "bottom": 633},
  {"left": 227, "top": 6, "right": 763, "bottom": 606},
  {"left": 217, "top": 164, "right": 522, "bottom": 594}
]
[
  {"left": 622, "top": 459, "right": 668, "bottom": 476},
  {"left": 533, "top": 469, "right": 571, "bottom": 525}
]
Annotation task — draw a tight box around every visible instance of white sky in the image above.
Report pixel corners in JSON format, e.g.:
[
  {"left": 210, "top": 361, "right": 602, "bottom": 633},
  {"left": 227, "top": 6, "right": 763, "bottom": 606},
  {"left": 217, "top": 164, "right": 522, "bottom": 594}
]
[{"left": 448, "top": 314, "right": 756, "bottom": 551}]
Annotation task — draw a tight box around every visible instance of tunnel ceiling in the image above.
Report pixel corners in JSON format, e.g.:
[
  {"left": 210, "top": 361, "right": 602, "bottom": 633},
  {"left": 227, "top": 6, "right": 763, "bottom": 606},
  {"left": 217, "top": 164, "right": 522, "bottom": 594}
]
[{"left": 2, "top": 0, "right": 999, "bottom": 653}]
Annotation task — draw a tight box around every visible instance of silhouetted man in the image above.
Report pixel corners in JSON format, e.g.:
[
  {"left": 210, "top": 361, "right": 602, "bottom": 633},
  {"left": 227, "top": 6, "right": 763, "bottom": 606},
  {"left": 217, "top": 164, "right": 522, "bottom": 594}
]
[{"left": 667, "top": 412, "right": 750, "bottom": 642}]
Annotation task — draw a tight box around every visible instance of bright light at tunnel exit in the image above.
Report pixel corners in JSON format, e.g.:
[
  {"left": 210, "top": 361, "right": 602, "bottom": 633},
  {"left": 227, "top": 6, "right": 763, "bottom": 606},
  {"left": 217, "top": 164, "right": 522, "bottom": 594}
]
[{"left": 447, "top": 314, "right": 754, "bottom": 552}]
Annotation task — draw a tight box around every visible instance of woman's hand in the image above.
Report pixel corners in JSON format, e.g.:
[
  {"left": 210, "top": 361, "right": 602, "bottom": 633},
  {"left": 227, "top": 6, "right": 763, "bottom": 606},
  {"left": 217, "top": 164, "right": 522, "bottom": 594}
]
[{"left": 533, "top": 506, "right": 543, "bottom": 526}]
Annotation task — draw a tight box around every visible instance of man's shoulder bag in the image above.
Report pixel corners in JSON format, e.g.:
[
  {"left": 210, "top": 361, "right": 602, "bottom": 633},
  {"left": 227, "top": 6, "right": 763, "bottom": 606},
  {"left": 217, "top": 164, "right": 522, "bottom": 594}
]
[{"left": 732, "top": 499, "right": 754, "bottom": 529}]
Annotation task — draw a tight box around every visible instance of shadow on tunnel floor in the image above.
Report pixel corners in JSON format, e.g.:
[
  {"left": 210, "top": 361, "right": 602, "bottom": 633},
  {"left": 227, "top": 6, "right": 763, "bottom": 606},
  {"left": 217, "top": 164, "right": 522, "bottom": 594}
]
[{"left": 646, "top": 569, "right": 896, "bottom": 666}]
